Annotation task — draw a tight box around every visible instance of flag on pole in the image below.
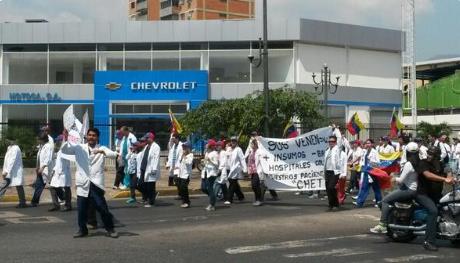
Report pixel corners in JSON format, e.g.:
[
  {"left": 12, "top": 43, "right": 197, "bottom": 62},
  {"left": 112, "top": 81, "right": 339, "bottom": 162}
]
[
  {"left": 390, "top": 111, "right": 404, "bottom": 137},
  {"left": 169, "top": 108, "right": 183, "bottom": 134},
  {"left": 282, "top": 120, "right": 298, "bottom": 138},
  {"left": 346, "top": 113, "right": 364, "bottom": 136}
]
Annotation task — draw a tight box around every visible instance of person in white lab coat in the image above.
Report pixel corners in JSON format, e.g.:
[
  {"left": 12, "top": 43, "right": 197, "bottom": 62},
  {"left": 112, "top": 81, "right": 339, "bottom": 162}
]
[
  {"left": 204, "top": 139, "right": 219, "bottom": 211},
  {"left": 61, "top": 128, "right": 119, "bottom": 238},
  {"left": 138, "top": 132, "right": 161, "bottom": 207},
  {"left": 49, "top": 136, "right": 72, "bottom": 211},
  {"left": 166, "top": 133, "right": 183, "bottom": 193},
  {"left": 323, "top": 135, "right": 347, "bottom": 211},
  {"left": 0, "top": 138, "right": 27, "bottom": 208},
  {"left": 118, "top": 126, "right": 138, "bottom": 190},
  {"left": 214, "top": 140, "right": 229, "bottom": 203},
  {"left": 31, "top": 132, "right": 54, "bottom": 207},
  {"left": 226, "top": 136, "right": 247, "bottom": 204},
  {"left": 177, "top": 142, "right": 193, "bottom": 208}
]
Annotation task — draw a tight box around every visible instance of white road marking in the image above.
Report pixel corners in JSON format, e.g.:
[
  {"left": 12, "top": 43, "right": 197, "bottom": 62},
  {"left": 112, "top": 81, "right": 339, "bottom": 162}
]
[
  {"left": 225, "top": 240, "right": 322, "bottom": 254},
  {"left": 0, "top": 211, "right": 26, "bottom": 219},
  {"left": 284, "top": 248, "right": 372, "bottom": 258},
  {"left": 383, "top": 255, "right": 442, "bottom": 262},
  {"left": 5, "top": 216, "right": 65, "bottom": 224},
  {"left": 225, "top": 234, "right": 373, "bottom": 254}
]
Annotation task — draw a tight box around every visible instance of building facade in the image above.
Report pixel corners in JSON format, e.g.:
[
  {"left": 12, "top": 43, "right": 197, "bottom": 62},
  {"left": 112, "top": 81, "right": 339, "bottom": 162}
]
[
  {"left": 0, "top": 18, "right": 402, "bottom": 148},
  {"left": 129, "top": 0, "right": 255, "bottom": 21}
]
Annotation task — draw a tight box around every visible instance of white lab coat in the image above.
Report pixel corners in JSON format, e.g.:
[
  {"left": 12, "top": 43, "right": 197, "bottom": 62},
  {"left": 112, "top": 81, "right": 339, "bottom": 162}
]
[
  {"left": 37, "top": 143, "right": 54, "bottom": 183},
  {"left": 144, "top": 142, "right": 161, "bottom": 182},
  {"left": 2, "top": 145, "right": 24, "bottom": 187},
  {"left": 136, "top": 148, "right": 145, "bottom": 179},
  {"left": 204, "top": 150, "right": 219, "bottom": 177},
  {"left": 61, "top": 142, "right": 117, "bottom": 197},
  {"left": 378, "top": 144, "right": 395, "bottom": 154},
  {"left": 50, "top": 150, "right": 72, "bottom": 188},
  {"left": 178, "top": 153, "right": 194, "bottom": 179},
  {"left": 228, "top": 146, "right": 247, "bottom": 180},
  {"left": 166, "top": 142, "right": 183, "bottom": 175},
  {"left": 254, "top": 148, "right": 266, "bottom": 180},
  {"left": 216, "top": 150, "right": 229, "bottom": 184},
  {"left": 324, "top": 145, "right": 347, "bottom": 178}
]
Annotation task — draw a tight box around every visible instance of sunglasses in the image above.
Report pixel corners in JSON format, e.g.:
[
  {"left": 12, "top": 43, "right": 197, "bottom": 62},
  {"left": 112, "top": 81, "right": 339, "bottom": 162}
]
[{"left": 328, "top": 140, "right": 337, "bottom": 143}]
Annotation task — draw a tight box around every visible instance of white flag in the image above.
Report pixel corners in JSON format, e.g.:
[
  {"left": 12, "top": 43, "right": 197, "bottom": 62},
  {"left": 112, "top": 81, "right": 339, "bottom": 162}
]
[
  {"left": 63, "top": 105, "right": 76, "bottom": 130},
  {"left": 81, "top": 109, "right": 89, "bottom": 138}
]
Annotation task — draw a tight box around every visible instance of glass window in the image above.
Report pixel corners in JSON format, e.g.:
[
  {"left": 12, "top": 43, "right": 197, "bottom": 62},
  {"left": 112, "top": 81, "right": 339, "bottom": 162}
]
[
  {"left": 125, "top": 43, "right": 151, "bottom": 51},
  {"left": 153, "top": 51, "right": 179, "bottom": 70},
  {"left": 49, "top": 44, "right": 96, "bottom": 52},
  {"left": 252, "top": 49, "right": 293, "bottom": 83},
  {"left": 3, "top": 44, "right": 47, "bottom": 52},
  {"left": 181, "top": 42, "right": 208, "bottom": 50},
  {"left": 181, "top": 51, "right": 202, "bottom": 70},
  {"left": 49, "top": 52, "right": 96, "bottom": 84},
  {"left": 209, "top": 50, "right": 250, "bottom": 83},
  {"left": 98, "top": 52, "right": 123, "bottom": 71},
  {"left": 210, "top": 42, "right": 250, "bottom": 50},
  {"left": 97, "top": 43, "right": 123, "bottom": 52},
  {"left": 125, "top": 51, "right": 151, "bottom": 70},
  {"left": 153, "top": 43, "right": 180, "bottom": 51},
  {"left": 4, "top": 53, "right": 47, "bottom": 84}
]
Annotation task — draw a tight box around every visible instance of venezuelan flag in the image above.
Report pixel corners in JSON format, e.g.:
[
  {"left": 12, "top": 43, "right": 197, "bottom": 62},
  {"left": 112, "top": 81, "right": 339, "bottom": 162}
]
[
  {"left": 363, "top": 152, "right": 401, "bottom": 189},
  {"left": 283, "top": 121, "right": 299, "bottom": 138},
  {"left": 169, "top": 108, "right": 183, "bottom": 134},
  {"left": 347, "top": 113, "right": 364, "bottom": 136},
  {"left": 390, "top": 112, "right": 404, "bottom": 137}
]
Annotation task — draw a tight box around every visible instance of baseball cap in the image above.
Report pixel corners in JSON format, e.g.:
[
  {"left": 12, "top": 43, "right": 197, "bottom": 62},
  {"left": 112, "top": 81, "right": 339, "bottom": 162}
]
[
  {"left": 207, "top": 139, "right": 217, "bottom": 147},
  {"left": 142, "top": 132, "right": 155, "bottom": 140}
]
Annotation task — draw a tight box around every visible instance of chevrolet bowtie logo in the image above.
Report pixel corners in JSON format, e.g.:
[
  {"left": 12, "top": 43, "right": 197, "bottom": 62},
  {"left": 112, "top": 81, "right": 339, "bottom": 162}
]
[{"left": 105, "top": 82, "right": 121, "bottom": 91}]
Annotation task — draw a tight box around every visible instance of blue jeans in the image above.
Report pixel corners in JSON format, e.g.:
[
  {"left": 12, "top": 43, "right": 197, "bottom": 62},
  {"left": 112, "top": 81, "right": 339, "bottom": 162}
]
[
  {"left": 77, "top": 183, "right": 114, "bottom": 233},
  {"left": 415, "top": 194, "right": 438, "bottom": 243},
  {"left": 213, "top": 181, "right": 228, "bottom": 202},
  {"left": 31, "top": 174, "right": 46, "bottom": 205},
  {"left": 356, "top": 172, "right": 382, "bottom": 207},
  {"left": 206, "top": 176, "right": 217, "bottom": 206}
]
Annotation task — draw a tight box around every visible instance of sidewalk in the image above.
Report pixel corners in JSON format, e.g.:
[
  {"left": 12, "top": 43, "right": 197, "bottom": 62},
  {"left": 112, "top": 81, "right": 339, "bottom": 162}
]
[{"left": 1, "top": 160, "right": 252, "bottom": 203}]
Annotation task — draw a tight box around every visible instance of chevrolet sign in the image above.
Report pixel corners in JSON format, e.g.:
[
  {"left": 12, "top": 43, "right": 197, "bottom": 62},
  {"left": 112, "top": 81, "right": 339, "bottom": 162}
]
[{"left": 106, "top": 82, "right": 122, "bottom": 91}]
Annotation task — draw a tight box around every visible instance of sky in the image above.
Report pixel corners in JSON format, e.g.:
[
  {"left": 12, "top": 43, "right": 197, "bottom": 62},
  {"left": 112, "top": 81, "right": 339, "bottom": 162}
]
[{"left": 0, "top": 0, "right": 458, "bottom": 61}]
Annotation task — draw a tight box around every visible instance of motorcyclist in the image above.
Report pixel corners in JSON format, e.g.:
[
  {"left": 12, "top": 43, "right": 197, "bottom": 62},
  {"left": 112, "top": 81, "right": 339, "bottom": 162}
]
[{"left": 416, "top": 146, "right": 456, "bottom": 251}]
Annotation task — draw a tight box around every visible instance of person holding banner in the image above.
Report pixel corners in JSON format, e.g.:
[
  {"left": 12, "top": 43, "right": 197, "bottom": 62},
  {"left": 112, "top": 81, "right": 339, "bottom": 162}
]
[
  {"left": 61, "top": 128, "right": 119, "bottom": 238},
  {"left": 324, "top": 135, "right": 347, "bottom": 211},
  {"left": 227, "top": 136, "right": 247, "bottom": 204},
  {"left": 0, "top": 136, "right": 27, "bottom": 208}
]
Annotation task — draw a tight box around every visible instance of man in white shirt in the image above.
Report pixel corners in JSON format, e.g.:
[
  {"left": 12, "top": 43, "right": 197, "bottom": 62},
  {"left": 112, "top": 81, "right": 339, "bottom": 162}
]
[
  {"left": 31, "top": 132, "right": 54, "bottom": 207},
  {"left": 117, "top": 126, "right": 137, "bottom": 190},
  {"left": 0, "top": 137, "right": 26, "bottom": 208},
  {"left": 166, "top": 133, "right": 183, "bottom": 190},
  {"left": 139, "top": 132, "right": 161, "bottom": 208},
  {"left": 226, "top": 136, "right": 247, "bottom": 204},
  {"left": 378, "top": 136, "right": 395, "bottom": 154},
  {"left": 414, "top": 137, "right": 428, "bottom": 160},
  {"left": 347, "top": 140, "right": 363, "bottom": 194},
  {"left": 324, "top": 135, "right": 347, "bottom": 211},
  {"left": 61, "top": 128, "right": 119, "bottom": 238},
  {"left": 177, "top": 142, "right": 193, "bottom": 208}
]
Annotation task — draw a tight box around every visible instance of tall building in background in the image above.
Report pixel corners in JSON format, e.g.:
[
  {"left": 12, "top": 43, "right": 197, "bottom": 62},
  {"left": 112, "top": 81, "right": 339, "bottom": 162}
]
[{"left": 129, "top": 0, "right": 255, "bottom": 21}]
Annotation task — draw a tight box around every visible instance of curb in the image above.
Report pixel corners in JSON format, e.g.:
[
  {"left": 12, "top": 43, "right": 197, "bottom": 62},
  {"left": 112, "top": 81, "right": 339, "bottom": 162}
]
[
  {"left": 0, "top": 195, "right": 32, "bottom": 203},
  {"left": 111, "top": 187, "right": 253, "bottom": 199}
]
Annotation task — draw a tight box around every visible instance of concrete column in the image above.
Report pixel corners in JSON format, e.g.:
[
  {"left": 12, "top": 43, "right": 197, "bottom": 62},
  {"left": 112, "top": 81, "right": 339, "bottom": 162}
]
[
  {"left": 2, "top": 52, "right": 9, "bottom": 84},
  {"left": 200, "top": 51, "right": 209, "bottom": 71},
  {"left": 98, "top": 53, "right": 107, "bottom": 71}
]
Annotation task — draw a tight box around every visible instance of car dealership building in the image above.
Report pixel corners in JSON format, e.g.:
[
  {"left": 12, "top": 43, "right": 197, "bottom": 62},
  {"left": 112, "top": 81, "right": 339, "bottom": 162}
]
[{"left": 0, "top": 17, "right": 403, "bottom": 148}]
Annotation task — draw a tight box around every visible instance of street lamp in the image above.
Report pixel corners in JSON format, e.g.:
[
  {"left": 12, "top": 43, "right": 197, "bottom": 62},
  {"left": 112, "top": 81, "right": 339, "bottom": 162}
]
[
  {"left": 312, "top": 64, "right": 341, "bottom": 121},
  {"left": 248, "top": 0, "right": 269, "bottom": 137}
]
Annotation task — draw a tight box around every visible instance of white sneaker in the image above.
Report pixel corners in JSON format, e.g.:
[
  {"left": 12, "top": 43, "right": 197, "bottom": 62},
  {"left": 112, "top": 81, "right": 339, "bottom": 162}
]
[
  {"left": 351, "top": 196, "right": 358, "bottom": 200},
  {"left": 370, "top": 223, "right": 387, "bottom": 234},
  {"left": 119, "top": 185, "right": 127, "bottom": 190},
  {"left": 144, "top": 204, "right": 152, "bottom": 208},
  {"left": 352, "top": 201, "right": 358, "bottom": 206},
  {"left": 205, "top": 205, "right": 215, "bottom": 211},
  {"left": 308, "top": 193, "right": 318, "bottom": 199},
  {"left": 180, "top": 203, "right": 190, "bottom": 208},
  {"left": 224, "top": 201, "right": 231, "bottom": 205},
  {"left": 253, "top": 201, "right": 262, "bottom": 206}
]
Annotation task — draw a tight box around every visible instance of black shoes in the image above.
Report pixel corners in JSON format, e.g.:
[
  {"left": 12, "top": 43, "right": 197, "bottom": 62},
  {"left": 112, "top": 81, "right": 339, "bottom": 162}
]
[
  {"left": 61, "top": 207, "right": 72, "bottom": 212},
  {"left": 15, "top": 203, "right": 28, "bottom": 209},
  {"left": 423, "top": 241, "right": 438, "bottom": 251},
  {"left": 48, "top": 207, "right": 60, "bottom": 212},
  {"left": 73, "top": 231, "right": 88, "bottom": 238}
]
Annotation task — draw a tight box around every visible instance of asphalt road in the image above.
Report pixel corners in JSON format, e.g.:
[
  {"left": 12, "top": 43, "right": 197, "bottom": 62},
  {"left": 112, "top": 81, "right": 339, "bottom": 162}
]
[{"left": 0, "top": 193, "right": 459, "bottom": 263}]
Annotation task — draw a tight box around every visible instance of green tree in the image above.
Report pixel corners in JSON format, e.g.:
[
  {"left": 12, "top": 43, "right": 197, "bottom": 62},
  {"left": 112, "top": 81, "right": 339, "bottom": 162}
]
[
  {"left": 416, "top": 121, "right": 452, "bottom": 140},
  {"left": 180, "top": 88, "right": 322, "bottom": 141}
]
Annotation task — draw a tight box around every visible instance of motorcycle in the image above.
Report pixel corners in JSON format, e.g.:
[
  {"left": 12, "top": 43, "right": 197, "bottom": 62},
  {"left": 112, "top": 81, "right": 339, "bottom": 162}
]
[{"left": 386, "top": 180, "right": 460, "bottom": 246}]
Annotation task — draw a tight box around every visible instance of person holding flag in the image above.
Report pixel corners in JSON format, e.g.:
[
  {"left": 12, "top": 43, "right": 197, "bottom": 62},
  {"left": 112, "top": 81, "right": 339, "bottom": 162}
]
[{"left": 390, "top": 111, "right": 404, "bottom": 138}]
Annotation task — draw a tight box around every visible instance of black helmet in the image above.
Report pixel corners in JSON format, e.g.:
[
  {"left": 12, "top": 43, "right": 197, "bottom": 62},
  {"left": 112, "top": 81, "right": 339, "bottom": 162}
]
[{"left": 427, "top": 146, "right": 440, "bottom": 158}]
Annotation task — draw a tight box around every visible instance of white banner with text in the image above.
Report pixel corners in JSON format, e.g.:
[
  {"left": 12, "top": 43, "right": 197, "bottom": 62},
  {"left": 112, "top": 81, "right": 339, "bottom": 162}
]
[{"left": 257, "top": 127, "right": 333, "bottom": 191}]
